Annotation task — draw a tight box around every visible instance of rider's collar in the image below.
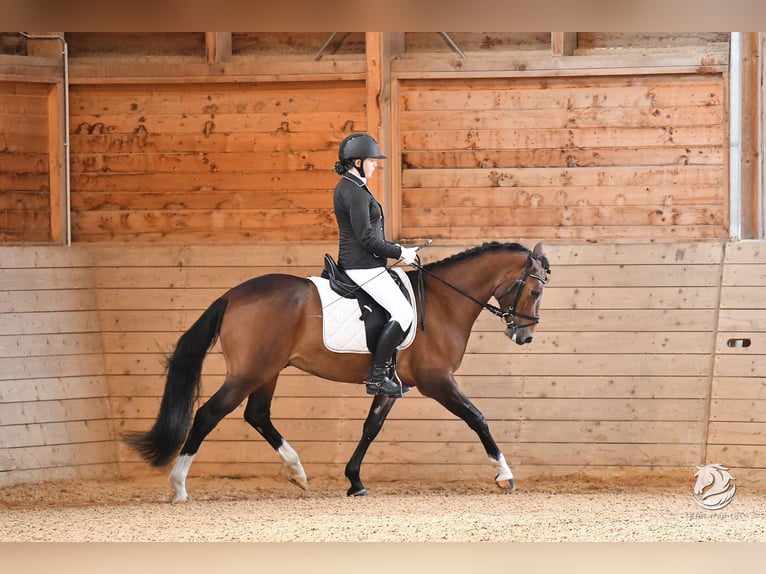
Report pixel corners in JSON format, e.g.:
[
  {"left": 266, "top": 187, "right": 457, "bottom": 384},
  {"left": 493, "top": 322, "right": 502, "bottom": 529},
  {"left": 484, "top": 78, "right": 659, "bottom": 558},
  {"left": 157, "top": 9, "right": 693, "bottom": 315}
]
[{"left": 343, "top": 170, "right": 367, "bottom": 187}]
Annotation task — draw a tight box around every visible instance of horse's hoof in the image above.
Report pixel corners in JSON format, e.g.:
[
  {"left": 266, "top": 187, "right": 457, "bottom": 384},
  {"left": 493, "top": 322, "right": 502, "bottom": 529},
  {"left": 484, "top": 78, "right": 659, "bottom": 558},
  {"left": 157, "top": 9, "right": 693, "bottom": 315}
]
[
  {"left": 347, "top": 487, "right": 368, "bottom": 497},
  {"left": 287, "top": 475, "right": 309, "bottom": 491},
  {"left": 496, "top": 478, "right": 516, "bottom": 493},
  {"left": 171, "top": 494, "right": 189, "bottom": 503}
]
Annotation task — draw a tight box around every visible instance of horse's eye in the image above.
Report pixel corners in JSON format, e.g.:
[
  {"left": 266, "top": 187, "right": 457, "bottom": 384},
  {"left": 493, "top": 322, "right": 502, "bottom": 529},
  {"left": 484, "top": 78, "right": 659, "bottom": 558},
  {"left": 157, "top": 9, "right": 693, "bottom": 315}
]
[{"left": 530, "top": 290, "right": 541, "bottom": 299}]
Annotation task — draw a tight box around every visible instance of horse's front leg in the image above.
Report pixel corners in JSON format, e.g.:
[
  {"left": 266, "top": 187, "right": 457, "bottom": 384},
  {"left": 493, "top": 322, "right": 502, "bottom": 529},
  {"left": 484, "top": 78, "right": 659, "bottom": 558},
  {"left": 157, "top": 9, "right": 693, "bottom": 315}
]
[
  {"left": 345, "top": 393, "right": 398, "bottom": 496},
  {"left": 421, "top": 376, "right": 515, "bottom": 492}
]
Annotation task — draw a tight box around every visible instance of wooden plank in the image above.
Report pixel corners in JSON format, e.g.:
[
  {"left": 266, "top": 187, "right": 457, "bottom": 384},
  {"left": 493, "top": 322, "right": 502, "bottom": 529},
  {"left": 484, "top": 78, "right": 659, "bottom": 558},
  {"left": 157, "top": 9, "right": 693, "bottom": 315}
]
[
  {"left": 0, "top": 397, "right": 111, "bottom": 425},
  {"left": 70, "top": 170, "right": 338, "bottom": 192},
  {"left": 402, "top": 147, "right": 724, "bottom": 169},
  {"left": 100, "top": 347, "right": 712, "bottom": 379},
  {"left": 0, "top": 354, "right": 105, "bottom": 381},
  {"left": 402, "top": 166, "right": 724, "bottom": 188},
  {"left": 402, "top": 185, "right": 724, "bottom": 209},
  {"left": 715, "top": 333, "right": 766, "bottom": 353},
  {"left": 71, "top": 110, "right": 366, "bottom": 135},
  {"left": 401, "top": 126, "right": 725, "bottom": 150},
  {"left": 403, "top": 205, "right": 724, "bottom": 228},
  {"left": 714, "top": 355, "right": 766, "bottom": 377},
  {"left": 705, "top": 445, "right": 766, "bottom": 468},
  {"left": 723, "top": 240, "right": 766, "bottom": 263},
  {"left": 111, "top": 372, "right": 711, "bottom": 401},
  {"left": 717, "top": 310, "right": 766, "bottom": 331},
  {"left": 401, "top": 106, "right": 723, "bottom": 130},
  {"left": 709, "top": 399, "right": 766, "bottom": 421},
  {"left": 722, "top": 263, "right": 766, "bottom": 286},
  {"left": 0, "top": 420, "right": 115, "bottom": 448},
  {"left": 0, "top": 332, "right": 103, "bottom": 357},
  {"left": 0, "top": 310, "right": 102, "bottom": 335},
  {"left": 708, "top": 422, "right": 766, "bottom": 445},
  {"left": 400, "top": 77, "right": 724, "bottom": 111},
  {"left": 71, "top": 150, "right": 337, "bottom": 174},
  {"left": 69, "top": 82, "right": 366, "bottom": 115},
  {"left": 0, "top": 267, "right": 95, "bottom": 291},
  {"left": 117, "top": 395, "right": 708, "bottom": 423},
  {"left": 0, "top": 442, "right": 117, "bottom": 470},
  {"left": 118, "top": 439, "right": 701, "bottom": 468},
  {"left": 118, "top": 416, "right": 703, "bottom": 445},
  {"left": 0, "top": 375, "right": 109, "bottom": 403},
  {"left": 469, "top": 331, "right": 714, "bottom": 354},
  {"left": 69, "top": 131, "right": 349, "bottom": 154},
  {"left": 711, "top": 377, "right": 766, "bottom": 400}
]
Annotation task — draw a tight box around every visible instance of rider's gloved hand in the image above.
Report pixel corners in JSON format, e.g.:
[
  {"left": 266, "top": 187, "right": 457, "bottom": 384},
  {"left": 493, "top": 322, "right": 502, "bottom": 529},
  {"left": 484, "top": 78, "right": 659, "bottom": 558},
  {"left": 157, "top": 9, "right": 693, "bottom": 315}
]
[{"left": 399, "top": 246, "right": 419, "bottom": 266}]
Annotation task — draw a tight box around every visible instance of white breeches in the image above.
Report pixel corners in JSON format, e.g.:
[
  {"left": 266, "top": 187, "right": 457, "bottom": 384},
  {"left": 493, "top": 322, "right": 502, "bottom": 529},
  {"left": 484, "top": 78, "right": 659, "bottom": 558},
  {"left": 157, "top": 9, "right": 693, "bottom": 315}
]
[{"left": 346, "top": 267, "right": 414, "bottom": 330}]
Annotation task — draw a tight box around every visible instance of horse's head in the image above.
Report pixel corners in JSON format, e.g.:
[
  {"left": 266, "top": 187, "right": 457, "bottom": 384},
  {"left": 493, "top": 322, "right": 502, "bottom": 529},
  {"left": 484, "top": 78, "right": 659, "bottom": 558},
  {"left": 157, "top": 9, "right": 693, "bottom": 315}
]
[{"left": 495, "top": 242, "right": 550, "bottom": 345}]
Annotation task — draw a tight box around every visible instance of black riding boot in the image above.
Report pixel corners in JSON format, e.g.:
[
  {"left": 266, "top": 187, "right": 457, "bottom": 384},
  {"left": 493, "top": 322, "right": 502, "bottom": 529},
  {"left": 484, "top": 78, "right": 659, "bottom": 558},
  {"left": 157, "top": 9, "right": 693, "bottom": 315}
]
[{"left": 366, "top": 320, "right": 411, "bottom": 397}]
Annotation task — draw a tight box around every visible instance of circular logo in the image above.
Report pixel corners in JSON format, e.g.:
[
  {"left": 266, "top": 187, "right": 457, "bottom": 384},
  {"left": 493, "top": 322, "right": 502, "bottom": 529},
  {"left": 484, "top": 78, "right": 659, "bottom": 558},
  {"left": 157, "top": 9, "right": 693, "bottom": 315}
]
[{"left": 692, "top": 464, "right": 736, "bottom": 510}]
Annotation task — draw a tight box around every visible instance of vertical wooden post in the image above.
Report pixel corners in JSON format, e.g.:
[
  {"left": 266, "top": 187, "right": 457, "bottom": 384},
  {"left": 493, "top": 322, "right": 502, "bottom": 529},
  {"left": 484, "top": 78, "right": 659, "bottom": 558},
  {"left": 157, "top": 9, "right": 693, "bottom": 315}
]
[
  {"left": 366, "top": 33, "right": 400, "bottom": 240},
  {"left": 740, "top": 32, "right": 761, "bottom": 238},
  {"left": 27, "top": 32, "right": 67, "bottom": 244},
  {"left": 761, "top": 32, "right": 766, "bottom": 238},
  {"left": 552, "top": 32, "right": 578, "bottom": 56},
  {"left": 47, "top": 83, "right": 66, "bottom": 244},
  {"left": 206, "top": 32, "right": 232, "bottom": 63},
  {"left": 386, "top": 34, "right": 404, "bottom": 241}
]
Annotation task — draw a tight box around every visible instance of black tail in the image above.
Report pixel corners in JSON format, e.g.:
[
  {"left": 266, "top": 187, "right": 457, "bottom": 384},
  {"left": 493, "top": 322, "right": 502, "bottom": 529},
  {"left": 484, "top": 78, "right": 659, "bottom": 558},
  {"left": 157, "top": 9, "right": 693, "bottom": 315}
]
[{"left": 124, "top": 296, "right": 229, "bottom": 467}]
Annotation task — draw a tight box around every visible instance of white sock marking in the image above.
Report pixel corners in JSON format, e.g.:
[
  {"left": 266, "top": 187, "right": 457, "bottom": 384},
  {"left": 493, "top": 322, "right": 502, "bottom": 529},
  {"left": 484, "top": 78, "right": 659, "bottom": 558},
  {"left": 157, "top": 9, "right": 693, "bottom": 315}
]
[
  {"left": 490, "top": 453, "right": 514, "bottom": 482},
  {"left": 277, "top": 440, "right": 308, "bottom": 490},
  {"left": 169, "top": 454, "right": 195, "bottom": 502}
]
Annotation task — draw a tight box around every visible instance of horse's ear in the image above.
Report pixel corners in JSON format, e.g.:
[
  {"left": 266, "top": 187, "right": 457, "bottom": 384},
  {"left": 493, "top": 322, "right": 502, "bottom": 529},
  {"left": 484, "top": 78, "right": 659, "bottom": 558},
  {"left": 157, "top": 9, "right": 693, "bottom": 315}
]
[{"left": 533, "top": 242, "right": 544, "bottom": 256}]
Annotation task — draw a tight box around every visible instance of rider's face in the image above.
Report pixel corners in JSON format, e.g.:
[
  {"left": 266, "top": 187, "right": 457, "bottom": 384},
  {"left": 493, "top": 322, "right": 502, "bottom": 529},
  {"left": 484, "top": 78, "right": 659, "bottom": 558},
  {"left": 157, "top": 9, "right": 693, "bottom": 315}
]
[{"left": 361, "top": 158, "right": 377, "bottom": 176}]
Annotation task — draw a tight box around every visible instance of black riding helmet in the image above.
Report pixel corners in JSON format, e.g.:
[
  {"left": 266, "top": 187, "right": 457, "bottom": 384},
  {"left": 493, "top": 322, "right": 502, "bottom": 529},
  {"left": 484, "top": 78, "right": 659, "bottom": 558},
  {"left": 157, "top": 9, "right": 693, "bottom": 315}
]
[{"left": 335, "top": 133, "right": 385, "bottom": 177}]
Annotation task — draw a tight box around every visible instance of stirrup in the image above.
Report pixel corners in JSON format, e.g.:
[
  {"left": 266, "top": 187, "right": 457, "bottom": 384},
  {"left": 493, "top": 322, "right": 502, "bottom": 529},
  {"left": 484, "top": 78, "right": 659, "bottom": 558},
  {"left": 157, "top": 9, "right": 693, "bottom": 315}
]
[{"left": 365, "top": 367, "right": 410, "bottom": 397}]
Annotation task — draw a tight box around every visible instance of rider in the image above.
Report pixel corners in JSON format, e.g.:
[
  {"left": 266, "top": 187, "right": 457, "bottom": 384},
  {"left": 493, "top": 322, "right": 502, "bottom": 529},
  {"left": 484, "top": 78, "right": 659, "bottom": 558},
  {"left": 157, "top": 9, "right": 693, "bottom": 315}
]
[{"left": 332, "top": 132, "right": 419, "bottom": 397}]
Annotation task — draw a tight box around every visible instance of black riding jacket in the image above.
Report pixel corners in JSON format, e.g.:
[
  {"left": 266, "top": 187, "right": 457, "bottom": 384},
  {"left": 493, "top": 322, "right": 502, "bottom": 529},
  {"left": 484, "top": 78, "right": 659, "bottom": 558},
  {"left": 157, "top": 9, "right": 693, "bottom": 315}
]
[{"left": 333, "top": 172, "right": 402, "bottom": 269}]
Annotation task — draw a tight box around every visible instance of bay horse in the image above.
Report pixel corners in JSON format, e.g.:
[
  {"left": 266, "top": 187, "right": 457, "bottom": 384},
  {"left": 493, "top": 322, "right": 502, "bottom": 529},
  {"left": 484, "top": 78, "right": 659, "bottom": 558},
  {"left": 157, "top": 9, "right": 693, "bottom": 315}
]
[{"left": 125, "top": 241, "right": 550, "bottom": 501}]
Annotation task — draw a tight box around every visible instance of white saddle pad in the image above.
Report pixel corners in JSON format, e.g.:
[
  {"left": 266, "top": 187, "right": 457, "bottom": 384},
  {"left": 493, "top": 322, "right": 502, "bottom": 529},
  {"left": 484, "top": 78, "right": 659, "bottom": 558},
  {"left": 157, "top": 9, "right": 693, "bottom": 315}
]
[{"left": 308, "top": 267, "right": 417, "bottom": 354}]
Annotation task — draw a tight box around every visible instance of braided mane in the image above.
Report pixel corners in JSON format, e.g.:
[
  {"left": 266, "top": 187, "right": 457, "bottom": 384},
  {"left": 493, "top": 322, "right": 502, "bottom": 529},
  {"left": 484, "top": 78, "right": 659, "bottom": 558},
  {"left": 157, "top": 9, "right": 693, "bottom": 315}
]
[{"left": 424, "top": 242, "right": 530, "bottom": 271}]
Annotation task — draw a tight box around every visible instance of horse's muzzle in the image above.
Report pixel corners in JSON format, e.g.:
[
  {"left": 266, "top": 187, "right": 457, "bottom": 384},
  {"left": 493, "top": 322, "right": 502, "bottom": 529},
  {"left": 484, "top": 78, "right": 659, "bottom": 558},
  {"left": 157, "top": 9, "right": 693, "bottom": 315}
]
[{"left": 506, "top": 327, "right": 533, "bottom": 345}]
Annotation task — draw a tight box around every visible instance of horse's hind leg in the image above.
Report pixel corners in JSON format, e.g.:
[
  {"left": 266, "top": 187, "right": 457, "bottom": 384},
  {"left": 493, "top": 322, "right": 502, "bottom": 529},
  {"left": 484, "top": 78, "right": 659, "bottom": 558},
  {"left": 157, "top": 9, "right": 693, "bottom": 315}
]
[
  {"left": 345, "top": 394, "right": 398, "bottom": 496},
  {"left": 244, "top": 382, "right": 308, "bottom": 491},
  {"left": 168, "top": 378, "right": 250, "bottom": 502}
]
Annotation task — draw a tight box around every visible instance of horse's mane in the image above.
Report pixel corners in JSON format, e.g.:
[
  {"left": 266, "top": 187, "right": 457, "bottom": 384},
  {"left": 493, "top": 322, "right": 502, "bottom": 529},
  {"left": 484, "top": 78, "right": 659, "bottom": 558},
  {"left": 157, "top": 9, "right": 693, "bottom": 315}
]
[{"left": 424, "top": 242, "right": 530, "bottom": 271}]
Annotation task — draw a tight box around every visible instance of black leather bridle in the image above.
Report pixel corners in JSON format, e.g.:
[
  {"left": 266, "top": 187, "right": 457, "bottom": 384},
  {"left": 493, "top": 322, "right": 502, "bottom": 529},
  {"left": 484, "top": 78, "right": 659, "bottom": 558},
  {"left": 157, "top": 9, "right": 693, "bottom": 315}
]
[{"left": 493, "top": 253, "right": 549, "bottom": 330}]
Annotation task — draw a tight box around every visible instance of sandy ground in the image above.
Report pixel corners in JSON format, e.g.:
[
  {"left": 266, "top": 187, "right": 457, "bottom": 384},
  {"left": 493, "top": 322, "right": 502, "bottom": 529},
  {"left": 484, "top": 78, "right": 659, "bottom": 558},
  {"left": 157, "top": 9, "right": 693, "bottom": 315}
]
[{"left": 1, "top": 473, "right": 765, "bottom": 542}]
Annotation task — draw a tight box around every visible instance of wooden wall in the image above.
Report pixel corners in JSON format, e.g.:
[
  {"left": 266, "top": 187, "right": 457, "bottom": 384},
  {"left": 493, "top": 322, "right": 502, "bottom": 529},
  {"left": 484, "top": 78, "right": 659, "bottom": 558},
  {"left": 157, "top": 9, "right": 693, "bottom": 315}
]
[
  {"left": 709, "top": 241, "right": 766, "bottom": 486},
  {"left": 0, "top": 82, "right": 53, "bottom": 242},
  {"left": 68, "top": 82, "right": 365, "bottom": 242},
  {"left": 398, "top": 74, "right": 727, "bottom": 241},
  {"left": 0, "top": 247, "right": 116, "bottom": 488},
  {"left": 2, "top": 241, "right": 766, "bottom": 487}
]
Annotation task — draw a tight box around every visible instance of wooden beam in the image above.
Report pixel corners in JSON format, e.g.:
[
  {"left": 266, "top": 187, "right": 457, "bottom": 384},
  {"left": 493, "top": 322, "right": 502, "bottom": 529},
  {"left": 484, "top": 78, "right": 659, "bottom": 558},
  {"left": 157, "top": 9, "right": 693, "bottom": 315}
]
[
  {"left": 366, "top": 33, "right": 398, "bottom": 240},
  {"left": 205, "top": 32, "right": 232, "bottom": 64},
  {"left": 552, "top": 32, "right": 578, "bottom": 56},
  {"left": 25, "top": 32, "right": 65, "bottom": 57},
  {"left": 47, "top": 82, "right": 66, "bottom": 244},
  {"left": 740, "top": 32, "right": 761, "bottom": 238}
]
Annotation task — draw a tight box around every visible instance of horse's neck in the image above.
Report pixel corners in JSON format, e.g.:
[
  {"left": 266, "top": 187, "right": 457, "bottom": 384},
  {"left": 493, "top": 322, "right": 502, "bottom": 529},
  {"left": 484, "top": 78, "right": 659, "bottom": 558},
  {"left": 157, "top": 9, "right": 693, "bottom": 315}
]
[
  {"left": 446, "top": 251, "right": 519, "bottom": 300},
  {"left": 434, "top": 252, "right": 517, "bottom": 323}
]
